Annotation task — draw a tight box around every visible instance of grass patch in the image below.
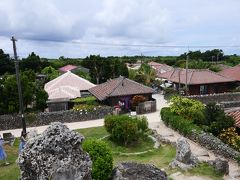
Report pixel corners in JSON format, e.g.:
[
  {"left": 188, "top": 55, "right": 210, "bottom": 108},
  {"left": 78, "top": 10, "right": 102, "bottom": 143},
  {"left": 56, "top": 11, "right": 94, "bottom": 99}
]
[
  {"left": 75, "top": 126, "right": 108, "bottom": 139},
  {"left": 0, "top": 139, "right": 20, "bottom": 180},
  {"left": 0, "top": 126, "right": 224, "bottom": 180},
  {"left": 186, "top": 163, "right": 224, "bottom": 180},
  {"left": 104, "top": 135, "right": 154, "bottom": 153}
]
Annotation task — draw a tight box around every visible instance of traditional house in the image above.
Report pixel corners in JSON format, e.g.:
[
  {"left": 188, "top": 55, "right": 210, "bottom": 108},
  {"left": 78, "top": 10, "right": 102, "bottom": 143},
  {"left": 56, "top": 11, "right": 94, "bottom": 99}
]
[
  {"left": 59, "top": 64, "right": 89, "bottom": 74},
  {"left": 89, "top": 76, "right": 154, "bottom": 111},
  {"left": 44, "top": 71, "right": 95, "bottom": 111},
  {"left": 158, "top": 68, "right": 236, "bottom": 95},
  {"left": 218, "top": 65, "right": 240, "bottom": 82},
  {"left": 148, "top": 61, "right": 173, "bottom": 74},
  {"left": 225, "top": 108, "right": 240, "bottom": 129}
]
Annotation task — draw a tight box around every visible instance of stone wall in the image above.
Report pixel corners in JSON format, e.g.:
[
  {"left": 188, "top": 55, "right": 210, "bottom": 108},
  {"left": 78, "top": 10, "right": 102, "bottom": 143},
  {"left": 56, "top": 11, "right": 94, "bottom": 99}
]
[
  {"left": 187, "top": 92, "right": 240, "bottom": 104},
  {"left": 190, "top": 131, "right": 240, "bottom": 161},
  {"left": 0, "top": 106, "right": 113, "bottom": 131}
]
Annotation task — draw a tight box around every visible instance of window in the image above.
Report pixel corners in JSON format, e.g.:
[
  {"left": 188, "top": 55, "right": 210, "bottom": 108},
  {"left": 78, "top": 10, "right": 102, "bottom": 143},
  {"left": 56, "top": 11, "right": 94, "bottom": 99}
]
[{"left": 200, "top": 85, "right": 208, "bottom": 95}]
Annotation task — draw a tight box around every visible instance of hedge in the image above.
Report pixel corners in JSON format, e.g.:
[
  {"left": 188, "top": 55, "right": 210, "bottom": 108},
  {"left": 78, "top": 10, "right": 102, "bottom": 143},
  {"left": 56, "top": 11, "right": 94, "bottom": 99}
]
[{"left": 160, "top": 107, "right": 201, "bottom": 136}]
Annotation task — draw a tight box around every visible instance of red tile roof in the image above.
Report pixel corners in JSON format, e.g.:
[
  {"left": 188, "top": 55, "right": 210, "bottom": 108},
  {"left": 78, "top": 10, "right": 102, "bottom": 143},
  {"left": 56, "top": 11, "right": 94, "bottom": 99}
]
[
  {"left": 59, "top": 65, "right": 78, "bottom": 72},
  {"left": 89, "top": 76, "right": 154, "bottom": 101},
  {"left": 218, "top": 65, "right": 240, "bottom": 81},
  {"left": 225, "top": 108, "right": 240, "bottom": 128},
  {"left": 158, "top": 68, "right": 235, "bottom": 85},
  {"left": 148, "top": 61, "right": 173, "bottom": 73}
]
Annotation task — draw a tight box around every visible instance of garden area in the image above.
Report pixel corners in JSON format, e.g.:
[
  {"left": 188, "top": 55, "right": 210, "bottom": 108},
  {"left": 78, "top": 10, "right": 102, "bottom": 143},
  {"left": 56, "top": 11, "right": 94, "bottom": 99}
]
[
  {"left": 0, "top": 114, "right": 225, "bottom": 180},
  {"left": 161, "top": 96, "right": 240, "bottom": 162}
]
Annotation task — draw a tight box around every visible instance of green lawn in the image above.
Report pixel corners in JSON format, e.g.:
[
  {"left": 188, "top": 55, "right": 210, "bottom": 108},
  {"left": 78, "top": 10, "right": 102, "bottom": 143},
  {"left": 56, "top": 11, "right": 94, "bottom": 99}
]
[{"left": 0, "top": 126, "right": 223, "bottom": 180}]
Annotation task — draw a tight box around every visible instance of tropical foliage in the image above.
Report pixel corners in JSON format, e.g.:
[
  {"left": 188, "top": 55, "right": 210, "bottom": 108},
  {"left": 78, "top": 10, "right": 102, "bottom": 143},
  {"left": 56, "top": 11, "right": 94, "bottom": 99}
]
[
  {"left": 169, "top": 96, "right": 205, "bottom": 120},
  {"left": 219, "top": 127, "right": 240, "bottom": 151}
]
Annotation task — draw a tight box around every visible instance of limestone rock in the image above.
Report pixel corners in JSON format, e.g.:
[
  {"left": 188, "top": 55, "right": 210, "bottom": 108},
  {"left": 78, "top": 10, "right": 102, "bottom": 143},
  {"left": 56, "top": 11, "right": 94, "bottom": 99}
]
[
  {"left": 18, "top": 122, "right": 92, "bottom": 180},
  {"left": 112, "top": 162, "right": 167, "bottom": 180},
  {"left": 209, "top": 158, "right": 229, "bottom": 175},
  {"left": 170, "top": 137, "right": 198, "bottom": 170}
]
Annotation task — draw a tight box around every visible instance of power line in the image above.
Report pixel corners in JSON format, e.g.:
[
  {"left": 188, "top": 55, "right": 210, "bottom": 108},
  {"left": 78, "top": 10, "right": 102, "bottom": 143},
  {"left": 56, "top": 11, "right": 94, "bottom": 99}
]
[
  {"left": 70, "top": 41, "right": 240, "bottom": 48},
  {"left": 22, "top": 38, "right": 240, "bottom": 49}
]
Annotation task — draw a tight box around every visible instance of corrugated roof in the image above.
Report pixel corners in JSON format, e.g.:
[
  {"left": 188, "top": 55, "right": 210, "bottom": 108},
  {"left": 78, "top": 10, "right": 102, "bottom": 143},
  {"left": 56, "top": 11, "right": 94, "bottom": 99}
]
[
  {"left": 44, "top": 71, "right": 95, "bottom": 100},
  {"left": 158, "top": 68, "right": 235, "bottom": 85},
  {"left": 225, "top": 108, "right": 240, "bottom": 128},
  {"left": 89, "top": 76, "right": 154, "bottom": 101},
  {"left": 59, "top": 65, "right": 78, "bottom": 72},
  {"left": 218, "top": 65, "right": 240, "bottom": 81}
]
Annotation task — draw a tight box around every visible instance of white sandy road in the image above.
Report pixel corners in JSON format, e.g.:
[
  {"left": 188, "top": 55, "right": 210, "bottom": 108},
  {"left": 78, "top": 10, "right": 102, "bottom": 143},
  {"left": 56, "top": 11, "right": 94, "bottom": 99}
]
[{"left": 0, "top": 94, "right": 165, "bottom": 138}]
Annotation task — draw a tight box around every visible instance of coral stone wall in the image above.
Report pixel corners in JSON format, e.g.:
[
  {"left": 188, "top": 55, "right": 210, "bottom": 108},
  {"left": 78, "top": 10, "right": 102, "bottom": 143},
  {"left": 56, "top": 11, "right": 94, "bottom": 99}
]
[{"left": 0, "top": 106, "right": 113, "bottom": 131}]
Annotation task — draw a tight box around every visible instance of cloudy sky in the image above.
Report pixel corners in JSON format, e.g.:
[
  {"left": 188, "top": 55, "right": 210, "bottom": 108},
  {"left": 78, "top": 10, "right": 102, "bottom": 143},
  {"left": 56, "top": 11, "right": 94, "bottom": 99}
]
[{"left": 0, "top": 0, "right": 240, "bottom": 58}]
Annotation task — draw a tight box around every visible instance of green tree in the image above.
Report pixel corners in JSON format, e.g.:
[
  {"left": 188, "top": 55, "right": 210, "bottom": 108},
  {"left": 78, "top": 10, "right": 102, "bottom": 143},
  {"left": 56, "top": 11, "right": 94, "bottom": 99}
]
[
  {"left": 0, "top": 49, "right": 14, "bottom": 75},
  {"left": 21, "top": 52, "right": 49, "bottom": 72},
  {"left": 134, "top": 63, "right": 156, "bottom": 86},
  {"left": 35, "top": 88, "right": 48, "bottom": 111},
  {"left": 2, "top": 71, "right": 36, "bottom": 113},
  {"left": 41, "top": 66, "right": 59, "bottom": 81}
]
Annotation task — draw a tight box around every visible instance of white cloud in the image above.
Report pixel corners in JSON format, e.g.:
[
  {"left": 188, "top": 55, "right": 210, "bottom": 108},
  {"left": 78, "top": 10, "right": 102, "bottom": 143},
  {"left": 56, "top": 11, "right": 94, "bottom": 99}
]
[{"left": 0, "top": 0, "right": 240, "bottom": 57}]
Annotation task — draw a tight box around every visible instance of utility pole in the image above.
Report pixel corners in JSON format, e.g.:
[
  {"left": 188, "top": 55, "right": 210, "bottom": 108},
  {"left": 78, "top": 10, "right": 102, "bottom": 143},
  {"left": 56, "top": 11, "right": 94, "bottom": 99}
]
[
  {"left": 216, "top": 53, "right": 219, "bottom": 64},
  {"left": 11, "top": 36, "right": 26, "bottom": 134},
  {"left": 178, "top": 68, "right": 181, "bottom": 95},
  {"left": 141, "top": 53, "right": 143, "bottom": 65},
  {"left": 185, "top": 55, "right": 189, "bottom": 95}
]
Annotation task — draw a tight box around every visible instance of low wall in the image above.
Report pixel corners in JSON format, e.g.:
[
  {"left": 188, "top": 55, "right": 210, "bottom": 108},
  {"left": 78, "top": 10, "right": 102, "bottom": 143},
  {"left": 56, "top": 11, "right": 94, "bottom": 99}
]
[
  {"left": 221, "top": 101, "right": 240, "bottom": 109},
  {"left": 190, "top": 131, "right": 240, "bottom": 160},
  {"left": 187, "top": 92, "right": 240, "bottom": 104},
  {"left": 0, "top": 106, "right": 113, "bottom": 131}
]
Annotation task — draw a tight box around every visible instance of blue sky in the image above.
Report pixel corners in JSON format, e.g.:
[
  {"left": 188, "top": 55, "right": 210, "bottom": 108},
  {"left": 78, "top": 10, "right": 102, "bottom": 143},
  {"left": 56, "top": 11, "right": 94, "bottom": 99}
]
[{"left": 0, "top": 0, "right": 240, "bottom": 58}]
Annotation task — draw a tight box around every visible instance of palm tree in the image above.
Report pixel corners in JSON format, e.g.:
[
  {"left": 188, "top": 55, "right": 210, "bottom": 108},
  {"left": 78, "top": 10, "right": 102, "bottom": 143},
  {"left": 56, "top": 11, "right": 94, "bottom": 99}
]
[{"left": 136, "top": 63, "right": 156, "bottom": 86}]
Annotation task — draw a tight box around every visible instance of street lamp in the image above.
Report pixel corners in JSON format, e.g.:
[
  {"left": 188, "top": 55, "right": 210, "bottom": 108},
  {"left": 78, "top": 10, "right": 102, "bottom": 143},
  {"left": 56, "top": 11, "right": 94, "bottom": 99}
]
[{"left": 11, "top": 36, "right": 26, "bottom": 134}]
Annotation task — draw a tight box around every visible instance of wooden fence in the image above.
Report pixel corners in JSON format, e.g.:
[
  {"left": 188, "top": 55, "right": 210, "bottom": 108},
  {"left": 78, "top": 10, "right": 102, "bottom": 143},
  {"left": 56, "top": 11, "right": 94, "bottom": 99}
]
[{"left": 136, "top": 99, "right": 156, "bottom": 114}]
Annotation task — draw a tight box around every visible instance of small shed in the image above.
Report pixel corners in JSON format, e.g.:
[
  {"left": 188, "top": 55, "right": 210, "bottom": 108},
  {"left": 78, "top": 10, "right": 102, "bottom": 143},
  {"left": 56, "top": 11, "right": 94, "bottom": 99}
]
[{"left": 47, "top": 98, "right": 70, "bottom": 112}]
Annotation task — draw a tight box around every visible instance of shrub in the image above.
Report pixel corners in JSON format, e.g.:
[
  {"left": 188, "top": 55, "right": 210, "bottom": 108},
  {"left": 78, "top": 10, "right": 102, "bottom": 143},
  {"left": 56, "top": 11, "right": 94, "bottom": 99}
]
[
  {"left": 131, "top": 95, "right": 146, "bottom": 108},
  {"left": 104, "top": 115, "right": 148, "bottom": 145},
  {"left": 236, "top": 155, "right": 240, "bottom": 165},
  {"left": 161, "top": 107, "right": 201, "bottom": 136},
  {"left": 208, "top": 114, "right": 235, "bottom": 136},
  {"left": 204, "top": 103, "right": 224, "bottom": 125},
  {"left": 72, "top": 104, "right": 96, "bottom": 112},
  {"left": 71, "top": 96, "right": 98, "bottom": 105},
  {"left": 137, "top": 116, "right": 148, "bottom": 135},
  {"left": 25, "top": 113, "right": 37, "bottom": 124},
  {"left": 192, "top": 111, "right": 206, "bottom": 126},
  {"left": 204, "top": 103, "right": 235, "bottom": 136},
  {"left": 163, "top": 88, "right": 178, "bottom": 100},
  {"left": 82, "top": 139, "right": 113, "bottom": 180},
  {"left": 170, "top": 96, "right": 205, "bottom": 120},
  {"left": 219, "top": 127, "right": 240, "bottom": 151}
]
